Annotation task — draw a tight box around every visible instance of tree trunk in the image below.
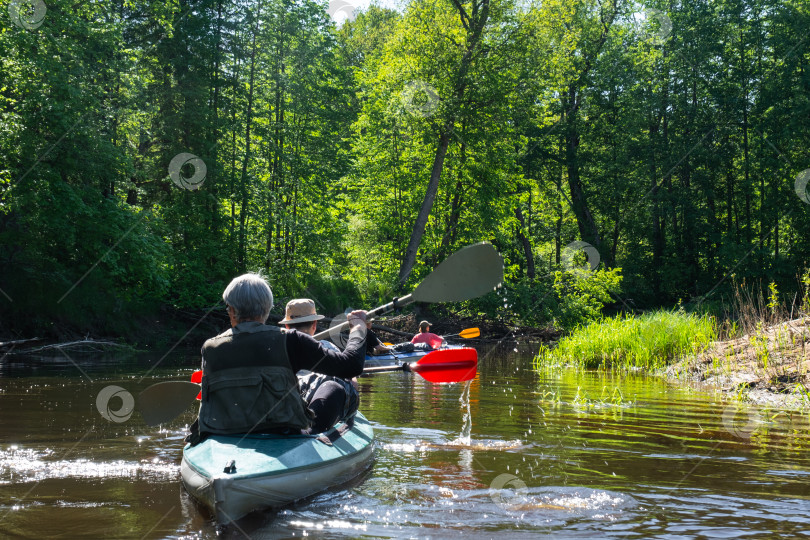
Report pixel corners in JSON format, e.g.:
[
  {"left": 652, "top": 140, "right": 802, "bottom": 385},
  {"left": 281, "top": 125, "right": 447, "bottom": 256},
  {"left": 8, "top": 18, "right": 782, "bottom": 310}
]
[
  {"left": 438, "top": 179, "right": 464, "bottom": 262},
  {"left": 555, "top": 136, "right": 563, "bottom": 265},
  {"left": 514, "top": 206, "right": 535, "bottom": 279},
  {"left": 210, "top": 0, "right": 223, "bottom": 237},
  {"left": 396, "top": 0, "right": 490, "bottom": 285},
  {"left": 267, "top": 16, "right": 286, "bottom": 268},
  {"left": 726, "top": 135, "right": 734, "bottom": 241},
  {"left": 397, "top": 130, "right": 451, "bottom": 285},
  {"left": 553, "top": 3, "right": 618, "bottom": 263},
  {"left": 564, "top": 87, "right": 602, "bottom": 256},
  {"left": 650, "top": 125, "right": 663, "bottom": 297},
  {"left": 237, "top": 4, "right": 262, "bottom": 271}
]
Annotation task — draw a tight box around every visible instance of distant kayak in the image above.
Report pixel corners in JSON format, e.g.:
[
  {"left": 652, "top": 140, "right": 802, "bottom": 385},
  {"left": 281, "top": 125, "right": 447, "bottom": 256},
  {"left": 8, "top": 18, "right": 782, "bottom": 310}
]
[
  {"left": 364, "top": 344, "right": 471, "bottom": 366},
  {"left": 181, "top": 412, "right": 374, "bottom": 524}
]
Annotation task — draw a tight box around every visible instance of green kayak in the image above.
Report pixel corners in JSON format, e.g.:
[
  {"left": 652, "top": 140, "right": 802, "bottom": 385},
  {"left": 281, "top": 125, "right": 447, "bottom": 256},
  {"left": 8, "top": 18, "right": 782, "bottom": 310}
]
[{"left": 180, "top": 412, "right": 374, "bottom": 524}]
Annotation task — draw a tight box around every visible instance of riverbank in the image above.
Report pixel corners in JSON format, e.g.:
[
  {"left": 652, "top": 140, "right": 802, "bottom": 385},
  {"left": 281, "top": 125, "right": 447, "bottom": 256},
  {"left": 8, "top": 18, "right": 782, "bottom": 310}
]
[
  {"left": 0, "top": 306, "right": 557, "bottom": 357},
  {"left": 665, "top": 316, "right": 810, "bottom": 409},
  {"left": 536, "top": 310, "right": 810, "bottom": 410}
]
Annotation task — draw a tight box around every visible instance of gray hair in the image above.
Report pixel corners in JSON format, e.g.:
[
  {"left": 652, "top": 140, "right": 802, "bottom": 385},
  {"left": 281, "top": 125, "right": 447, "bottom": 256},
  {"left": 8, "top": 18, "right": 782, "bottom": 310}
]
[{"left": 223, "top": 273, "right": 274, "bottom": 323}]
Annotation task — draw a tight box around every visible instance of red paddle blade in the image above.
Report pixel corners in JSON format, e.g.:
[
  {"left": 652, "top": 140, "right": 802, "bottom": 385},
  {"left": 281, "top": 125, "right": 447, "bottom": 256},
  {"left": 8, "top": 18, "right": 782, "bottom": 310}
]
[
  {"left": 428, "top": 336, "right": 444, "bottom": 349},
  {"left": 191, "top": 370, "right": 202, "bottom": 400},
  {"left": 410, "top": 348, "right": 478, "bottom": 383}
]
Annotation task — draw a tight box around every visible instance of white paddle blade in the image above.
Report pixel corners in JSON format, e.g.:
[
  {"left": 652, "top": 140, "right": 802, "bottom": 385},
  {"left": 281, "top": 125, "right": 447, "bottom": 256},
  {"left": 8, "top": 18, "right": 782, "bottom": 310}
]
[{"left": 412, "top": 242, "right": 503, "bottom": 303}]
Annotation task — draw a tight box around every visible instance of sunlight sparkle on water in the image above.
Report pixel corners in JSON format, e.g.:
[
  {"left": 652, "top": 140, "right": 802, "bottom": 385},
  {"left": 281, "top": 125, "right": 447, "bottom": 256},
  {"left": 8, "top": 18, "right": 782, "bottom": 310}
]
[
  {"left": 289, "top": 520, "right": 368, "bottom": 533},
  {"left": 0, "top": 447, "right": 177, "bottom": 483}
]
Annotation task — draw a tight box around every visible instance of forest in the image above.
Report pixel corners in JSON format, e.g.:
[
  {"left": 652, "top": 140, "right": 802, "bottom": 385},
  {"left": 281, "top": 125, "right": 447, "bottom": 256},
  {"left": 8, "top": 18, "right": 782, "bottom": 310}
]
[{"left": 1, "top": 0, "right": 809, "bottom": 340}]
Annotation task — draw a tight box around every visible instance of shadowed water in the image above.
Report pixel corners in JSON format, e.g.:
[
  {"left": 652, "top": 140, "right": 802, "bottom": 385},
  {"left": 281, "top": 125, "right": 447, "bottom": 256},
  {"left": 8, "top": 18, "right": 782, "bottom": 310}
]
[{"left": 1, "top": 345, "right": 809, "bottom": 538}]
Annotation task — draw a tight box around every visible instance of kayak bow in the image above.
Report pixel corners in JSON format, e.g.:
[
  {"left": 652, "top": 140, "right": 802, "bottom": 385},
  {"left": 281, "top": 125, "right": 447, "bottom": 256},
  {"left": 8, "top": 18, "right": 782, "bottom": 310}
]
[{"left": 181, "top": 412, "right": 374, "bottom": 524}]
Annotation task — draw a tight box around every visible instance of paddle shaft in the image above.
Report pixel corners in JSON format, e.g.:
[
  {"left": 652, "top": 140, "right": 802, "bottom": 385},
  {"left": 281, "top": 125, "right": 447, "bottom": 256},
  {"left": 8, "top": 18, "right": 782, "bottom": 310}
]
[
  {"left": 362, "top": 363, "right": 414, "bottom": 375},
  {"left": 312, "top": 294, "right": 413, "bottom": 341}
]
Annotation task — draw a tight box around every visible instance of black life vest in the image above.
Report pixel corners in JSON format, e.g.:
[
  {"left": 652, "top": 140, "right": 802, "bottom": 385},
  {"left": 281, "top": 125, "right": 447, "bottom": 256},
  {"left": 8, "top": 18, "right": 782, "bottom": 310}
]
[{"left": 197, "top": 322, "right": 314, "bottom": 435}]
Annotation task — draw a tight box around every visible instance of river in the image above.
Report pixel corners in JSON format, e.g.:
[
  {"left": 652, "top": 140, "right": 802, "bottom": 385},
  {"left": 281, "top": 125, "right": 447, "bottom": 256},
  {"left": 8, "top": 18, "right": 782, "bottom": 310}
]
[{"left": 1, "top": 345, "right": 809, "bottom": 538}]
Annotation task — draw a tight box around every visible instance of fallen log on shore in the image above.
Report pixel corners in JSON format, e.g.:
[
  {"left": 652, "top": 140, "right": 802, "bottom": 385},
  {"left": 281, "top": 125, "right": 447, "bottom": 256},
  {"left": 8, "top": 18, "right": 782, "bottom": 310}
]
[
  {"left": 2, "top": 338, "right": 132, "bottom": 355},
  {"left": 0, "top": 337, "right": 45, "bottom": 350}
]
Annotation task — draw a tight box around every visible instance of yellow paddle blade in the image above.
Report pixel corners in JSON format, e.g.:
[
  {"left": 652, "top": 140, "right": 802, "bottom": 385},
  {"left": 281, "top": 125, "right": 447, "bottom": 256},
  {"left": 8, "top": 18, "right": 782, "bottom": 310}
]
[
  {"left": 383, "top": 342, "right": 394, "bottom": 346},
  {"left": 458, "top": 327, "right": 480, "bottom": 338}
]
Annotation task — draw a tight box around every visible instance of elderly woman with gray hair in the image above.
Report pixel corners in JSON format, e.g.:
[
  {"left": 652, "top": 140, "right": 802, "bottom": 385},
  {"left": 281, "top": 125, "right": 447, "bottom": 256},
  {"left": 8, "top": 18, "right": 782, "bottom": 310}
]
[{"left": 187, "top": 273, "right": 367, "bottom": 445}]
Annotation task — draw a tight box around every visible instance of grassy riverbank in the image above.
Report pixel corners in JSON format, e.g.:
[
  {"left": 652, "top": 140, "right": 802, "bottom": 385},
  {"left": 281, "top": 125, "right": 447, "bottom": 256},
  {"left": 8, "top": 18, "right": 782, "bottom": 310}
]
[
  {"left": 536, "top": 308, "right": 810, "bottom": 409},
  {"left": 535, "top": 310, "right": 716, "bottom": 370}
]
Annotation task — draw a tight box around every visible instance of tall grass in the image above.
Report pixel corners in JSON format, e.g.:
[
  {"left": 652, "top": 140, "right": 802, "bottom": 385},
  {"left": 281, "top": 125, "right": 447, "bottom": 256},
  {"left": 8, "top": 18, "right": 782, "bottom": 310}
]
[{"left": 536, "top": 310, "right": 716, "bottom": 370}]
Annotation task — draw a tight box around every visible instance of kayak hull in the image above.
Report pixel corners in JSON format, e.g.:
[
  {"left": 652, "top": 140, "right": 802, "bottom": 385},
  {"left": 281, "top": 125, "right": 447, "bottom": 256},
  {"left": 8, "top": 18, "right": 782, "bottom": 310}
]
[
  {"left": 181, "top": 412, "right": 374, "bottom": 524},
  {"left": 364, "top": 345, "right": 471, "bottom": 366}
]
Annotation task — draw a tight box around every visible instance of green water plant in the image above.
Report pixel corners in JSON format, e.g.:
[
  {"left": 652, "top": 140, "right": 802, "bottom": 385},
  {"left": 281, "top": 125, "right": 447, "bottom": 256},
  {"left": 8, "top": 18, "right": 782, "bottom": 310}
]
[
  {"left": 600, "top": 385, "right": 627, "bottom": 406},
  {"left": 750, "top": 323, "right": 770, "bottom": 371},
  {"left": 571, "top": 385, "right": 630, "bottom": 409},
  {"left": 572, "top": 386, "right": 593, "bottom": 409},
  {"left": 801, "top": 269, "right": 810, "bottom": 315},
  {"left": 796, "top": 383, "right": 810, "bottom": 405},
  {"left": 767, "top": 281, "right": 780, "bottom": 318},
  {"left": 535, "top": 309, "right": 716, "bottom": 371},
  {"left": 539, "top": 389, "right": 562, "bottom": 406}
]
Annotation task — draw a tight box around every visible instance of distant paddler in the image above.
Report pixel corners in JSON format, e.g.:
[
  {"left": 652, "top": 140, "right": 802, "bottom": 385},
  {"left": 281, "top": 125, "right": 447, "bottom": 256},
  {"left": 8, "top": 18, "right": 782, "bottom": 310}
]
[{"left": 411, "top": 320, "right": 445, "bottom": 349}]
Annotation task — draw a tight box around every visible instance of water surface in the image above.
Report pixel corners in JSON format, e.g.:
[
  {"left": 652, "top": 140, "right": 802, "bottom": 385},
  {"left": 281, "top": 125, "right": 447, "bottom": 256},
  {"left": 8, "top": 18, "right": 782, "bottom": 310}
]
[{"left": 1, "top": 346, "right": 809, "bottom": 538}]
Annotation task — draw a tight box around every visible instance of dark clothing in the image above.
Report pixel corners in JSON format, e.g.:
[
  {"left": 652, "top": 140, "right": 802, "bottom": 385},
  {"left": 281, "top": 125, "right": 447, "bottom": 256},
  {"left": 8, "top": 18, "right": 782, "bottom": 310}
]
[
  {"left": 298, "top": 371, "right": 359, "bottom": 421},
  {"left": 366, "top": 328, "right": 384, "bottom": 354},
  {"left": 189, "top": 321, "right": 365, "bottom": 444},
  {"left": 197, "top": 323, "right": 311, "bottom": 436},
  {"left": 303, "top": 381, "right": 351, "bottom": 434},
  {"left": 203, "top": 322, "right": 366, "bottom": 377}
]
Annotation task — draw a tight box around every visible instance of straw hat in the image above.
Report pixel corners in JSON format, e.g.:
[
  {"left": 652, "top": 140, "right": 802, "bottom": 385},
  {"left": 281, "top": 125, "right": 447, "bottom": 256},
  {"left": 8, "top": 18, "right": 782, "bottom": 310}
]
[{"left": 278, "top": 299, "right": 325, "bottom": 325}]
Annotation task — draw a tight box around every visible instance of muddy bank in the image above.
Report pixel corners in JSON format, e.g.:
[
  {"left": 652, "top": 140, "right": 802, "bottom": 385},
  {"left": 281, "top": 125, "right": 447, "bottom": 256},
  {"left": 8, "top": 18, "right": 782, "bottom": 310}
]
[{"left": 665, "top": 317, "right": 810, "bottom": 409}]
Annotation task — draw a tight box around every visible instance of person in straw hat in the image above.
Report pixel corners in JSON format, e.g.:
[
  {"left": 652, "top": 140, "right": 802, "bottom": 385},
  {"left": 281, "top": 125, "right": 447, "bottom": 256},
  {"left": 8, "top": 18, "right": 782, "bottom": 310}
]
[
  {"left": 279, "top": 298, "right": 362, "bottom": 432},
  {"left": 187, "top": 274, "right": 367, "bottom": 445},
  {"left": 278, "top": 298, "right": 339, "bottom": 350}
]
